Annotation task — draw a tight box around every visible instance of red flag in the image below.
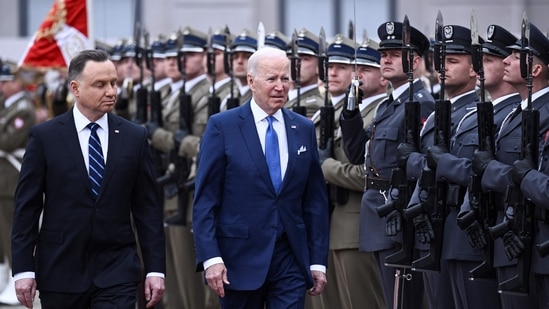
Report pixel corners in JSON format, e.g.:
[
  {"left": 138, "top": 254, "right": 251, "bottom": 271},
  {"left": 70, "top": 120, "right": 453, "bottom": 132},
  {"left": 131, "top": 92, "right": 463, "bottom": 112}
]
[{"left": 18, "top": 0, "right": 93, "bottom": 69}]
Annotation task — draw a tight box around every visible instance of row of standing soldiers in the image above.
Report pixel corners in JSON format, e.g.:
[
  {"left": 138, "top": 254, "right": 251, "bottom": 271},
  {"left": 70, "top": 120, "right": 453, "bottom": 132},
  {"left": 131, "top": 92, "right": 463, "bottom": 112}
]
[{"left": 94, "top": 12, "right": 549, "bottom": 309}]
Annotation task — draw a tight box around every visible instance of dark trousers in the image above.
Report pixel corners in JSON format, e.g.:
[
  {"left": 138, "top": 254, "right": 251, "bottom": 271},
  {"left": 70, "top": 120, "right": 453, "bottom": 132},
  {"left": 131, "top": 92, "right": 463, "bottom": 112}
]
[
  {"left": 447, "top": 260, "right": 500, "bottom": 309},
  {"left": 422, "top": 258, "right": 454, "bottom": 309},
  {"left": 534, "top": 273, "right": 549, "bottom": 308},
  {"left": 220, "top": 237, "right": 307, "bottom": 309},
  {"left": 39, "top": 282, "right": 138, "bottom": 309},
  {"left": 497, "top": 266, "right": 538, "bottom": 309}
]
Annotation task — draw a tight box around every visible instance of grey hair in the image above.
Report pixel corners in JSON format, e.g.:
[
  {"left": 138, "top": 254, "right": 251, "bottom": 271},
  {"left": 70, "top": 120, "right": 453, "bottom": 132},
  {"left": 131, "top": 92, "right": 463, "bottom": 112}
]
[{"left": 247, "top": 47, "right": 289, "bottom": 78}]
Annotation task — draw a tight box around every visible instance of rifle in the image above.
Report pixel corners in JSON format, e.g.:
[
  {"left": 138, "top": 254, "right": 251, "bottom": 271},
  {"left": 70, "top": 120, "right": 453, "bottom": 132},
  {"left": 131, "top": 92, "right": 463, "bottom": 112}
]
[
  {"left": 456, "top": 10, "right": 497, "bottom": 280},
  {"left": 135, "top": 29, "right": 151, "bottom": 124},
  {"left": 318, "top": 27, "right": 334, "bottom": 150},
  {"left": 488, "top": 14, "right": 537, "bottom": 295},
  {"left": 207, "top": 28, "right": 221, "bottom": 117},
  {"left": 223, "top": 26, "right": 240, "bottom": 110},
  {"left": 404, "top": 11, "right": 450, "bottom": 273},
  {"left": 157, "top": 29, "right": 194, "bottom": 226},
  {"left": 290, "top": 29, "right": 306, "bottom": 116},
  {"left": 133, "top": 22, "right": 148, "bottom": 124},
  {"left": 376, "top": 15, "right": 419, "bottom": 270}
]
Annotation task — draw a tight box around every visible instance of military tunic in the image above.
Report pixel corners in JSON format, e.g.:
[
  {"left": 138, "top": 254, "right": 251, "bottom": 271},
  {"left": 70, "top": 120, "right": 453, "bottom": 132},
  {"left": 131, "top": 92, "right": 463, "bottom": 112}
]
[{"left": 0, "top": 91, "right": 35, "bottom": 265}]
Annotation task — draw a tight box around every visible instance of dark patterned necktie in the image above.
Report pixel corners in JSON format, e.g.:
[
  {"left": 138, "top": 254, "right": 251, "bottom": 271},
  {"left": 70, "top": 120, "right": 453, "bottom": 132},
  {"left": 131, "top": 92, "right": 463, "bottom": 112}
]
[{"left": 87, "top": 123, "right": 105, "bottom": 199}]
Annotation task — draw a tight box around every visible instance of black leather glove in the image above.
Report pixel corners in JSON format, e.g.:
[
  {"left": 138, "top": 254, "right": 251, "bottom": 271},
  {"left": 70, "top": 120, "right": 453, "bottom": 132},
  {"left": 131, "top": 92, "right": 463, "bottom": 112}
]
[
  {"left": 317, "top": 138, "right": 333, "bottom": 165},
  {"left": 385, "top": 210, "right": 402, "bottom": 236},
  {"left": 173, "top": 129, "right": 189, "bottom": 146},
  {"left": 472, "top": 136, "right": 495, "bottom": 175},
  {"left": 511, "top": 143, "right": 535, "bottom": 185},
  {"left": 414, "top": 213, "right": 435, "bottom": 244},
  {"left": 426, "top": 142, "right": 448, "bottom": 171},
  {"left": 502, "top": 230, "right": 525, "bottom": 261},
  {"left": 396, "top": 130, "right": 418, "bottom": 169},
  {"left": 465, "top": 220, "right": 488, "bottom": 250},
  {"left": 145, "top": 122, "right": 160, "bottom": 139}
]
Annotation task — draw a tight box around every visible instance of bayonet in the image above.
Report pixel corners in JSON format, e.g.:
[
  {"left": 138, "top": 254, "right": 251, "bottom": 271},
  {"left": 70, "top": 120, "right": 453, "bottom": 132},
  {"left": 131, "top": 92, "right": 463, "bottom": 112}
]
[
  {"left": 434, "top": 11, "right": 444, "bottom": 73},
  {"left": 318, "top": 27, "right": 327, "bottom": 83},
  {"left": 257, "top": 22, "right": 265, "bottom": 49},
  {"left": 348, "top": 20, "right": 354, "bottom": 44},
  {"left": 290, "top": 29, "right": 305, "bottom": 115},
  {"left": 470, "top": 10, "right": 484, "bottom": 101},
  {"left": 402, "top": 15, "right": 414, "bottom": 102},
  {"left": 470, "top": 10, "right": 479, "bottom": 46},
  {"left": 520, "top": 12, "right": 530, "bottom": 80}
]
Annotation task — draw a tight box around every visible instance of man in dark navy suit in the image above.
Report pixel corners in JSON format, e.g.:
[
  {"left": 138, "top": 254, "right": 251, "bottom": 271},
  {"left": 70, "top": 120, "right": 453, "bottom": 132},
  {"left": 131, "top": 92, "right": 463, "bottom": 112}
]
[
  {"left": 12, "top": 49, "right": 165, "bottom": 309},
  {"left": 192, "top": 47, "right": 329, "bottom": 309}
]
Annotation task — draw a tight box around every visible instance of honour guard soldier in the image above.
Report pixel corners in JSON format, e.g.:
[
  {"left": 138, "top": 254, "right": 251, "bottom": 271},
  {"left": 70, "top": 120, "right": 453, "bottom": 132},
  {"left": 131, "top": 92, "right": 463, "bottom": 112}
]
[
  {"left": 202, "top": 29, "right": 240, "bottom": 112},
  {"left": 264, "top": 30, "right": 290, "bottom": 51},
  {"left": 413, "top": 24, "right": 502, "bottom": 308},
  {"left": 115, "top": 39, "right": 149, "bottom": 120},
  {"left": 340, "top": 20, "right": 434, "bottom": 309},
  {"left": 354, "top": 38, "right": 389, "bottom": 126},
  {"left": 150, "top": 35, "right": 172, "bottom": 108},
  {"left": 459, "top": 23, "right": 538, "bottom": 309},
  {"left": 285, "top": 28, "right": 324, "bottom": 118},
  {"left": 231, "top": 29, "right": 257, "bottom": 104},
  {"left": 0, "top": 64, "right": 36, "bottom": 305},
  {"left": 315, "top": 35, "right": 388, "bottom": 309},
  {"left": 473, "top": 21, "right": 549, "bottom": 308},
  {"left": 146, "top": 27, "right": 212, "bottom": 309}
]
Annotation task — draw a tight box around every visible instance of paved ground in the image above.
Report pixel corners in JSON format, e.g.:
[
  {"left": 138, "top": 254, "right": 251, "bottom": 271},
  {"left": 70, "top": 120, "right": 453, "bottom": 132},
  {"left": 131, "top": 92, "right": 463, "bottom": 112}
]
[{"left": 0, "top": 300, "right": 40, "bottom": 309}]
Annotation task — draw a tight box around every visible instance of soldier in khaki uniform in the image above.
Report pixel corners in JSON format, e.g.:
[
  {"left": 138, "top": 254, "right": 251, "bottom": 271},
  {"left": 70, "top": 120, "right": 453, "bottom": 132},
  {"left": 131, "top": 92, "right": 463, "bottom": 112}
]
[
  {"left": 285, "top": 28, "right": 324, "bottom": 119},
  {"left": 202, "top": 29, "right": 240, "bottom": 113},
  {"left": 149, "top": 35, "right": 172, "bottom": 111},
  {"left": 115, "top": 40, "right": 150, "bottom": 120},
  {"left": 311, "top": 35, "right": 386, "bottom": 309},
  {"left": 231, "top": 29, "right": 257, "bottom": 105},
  {"left": 145, "top": 27, "right": 212, "bottom": 309},
  {"left": 0, "top": 64, "right": 36, "bottom": 305},
  {"left": 264, "top": 30, "right": 290, "bottom": 51}
]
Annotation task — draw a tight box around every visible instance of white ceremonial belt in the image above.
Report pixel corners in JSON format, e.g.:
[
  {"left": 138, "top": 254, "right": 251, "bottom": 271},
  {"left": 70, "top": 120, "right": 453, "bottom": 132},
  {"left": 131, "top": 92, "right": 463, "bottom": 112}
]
[{"left": 0, "top": 148, "right": 25, "bottom": 172}]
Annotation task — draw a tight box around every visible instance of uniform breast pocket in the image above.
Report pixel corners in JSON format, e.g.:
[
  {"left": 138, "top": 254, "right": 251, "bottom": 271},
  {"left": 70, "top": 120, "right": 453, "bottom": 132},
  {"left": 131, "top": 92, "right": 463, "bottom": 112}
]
[
  {"left": 501, "top": 137, "right": 521, "bottom": 161},
  {"left": 374, "top": 127, "right": 399, "bottom": 159},
  {"left": 454, "top": 133, "right": 478, "bottom": 157}
]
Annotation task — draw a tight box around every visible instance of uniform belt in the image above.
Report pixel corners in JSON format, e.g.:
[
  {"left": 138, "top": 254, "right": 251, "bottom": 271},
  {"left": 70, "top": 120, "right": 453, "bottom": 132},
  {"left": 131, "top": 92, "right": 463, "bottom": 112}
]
[{"left": 365, "top": 176, "right": 390, "bottom": 191}]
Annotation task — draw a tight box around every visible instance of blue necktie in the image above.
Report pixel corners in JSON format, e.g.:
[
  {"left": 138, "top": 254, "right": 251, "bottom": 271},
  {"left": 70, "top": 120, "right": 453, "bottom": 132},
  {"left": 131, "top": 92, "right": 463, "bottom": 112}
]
[
  {"left": 265, "top": 116, "right": 281, "bottom": 193},
  {"left": 88, "top": 123, "right": 105, "bottom": 199}
]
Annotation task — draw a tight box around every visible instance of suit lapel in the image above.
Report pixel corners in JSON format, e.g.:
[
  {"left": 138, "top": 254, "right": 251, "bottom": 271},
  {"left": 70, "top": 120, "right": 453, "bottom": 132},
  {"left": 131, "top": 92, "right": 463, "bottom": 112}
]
[
  {"left": 57, "top": 110, "right": 93, "bottom": 198},
  {"left": 238, "top": 104, "right": 276, "bottom": 194},
  {"left": 280, "top": 109, "right": 299, "bottom": 194},
  {"left": 98, "top": 114, "right": 124, "bottom": 200}
]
